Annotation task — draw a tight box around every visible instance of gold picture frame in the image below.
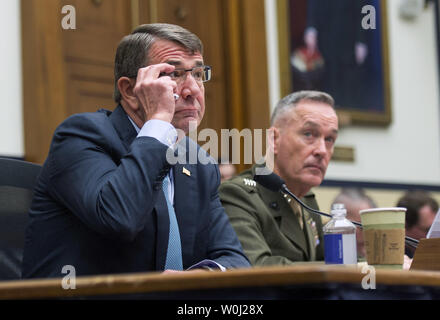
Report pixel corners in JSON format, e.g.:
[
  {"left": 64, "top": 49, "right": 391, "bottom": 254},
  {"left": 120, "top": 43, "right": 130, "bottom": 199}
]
[{"left": 277, "top": 0, "right": 391, "bottom": 126}]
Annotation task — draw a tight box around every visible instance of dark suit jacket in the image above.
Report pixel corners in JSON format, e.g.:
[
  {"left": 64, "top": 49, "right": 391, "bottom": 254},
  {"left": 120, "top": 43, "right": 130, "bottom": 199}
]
[{"left": 22, "top": 105, "right": 249, "bottom": 278}]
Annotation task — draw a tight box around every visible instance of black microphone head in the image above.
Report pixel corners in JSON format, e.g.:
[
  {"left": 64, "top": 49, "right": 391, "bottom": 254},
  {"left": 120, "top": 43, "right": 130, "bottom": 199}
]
[{"left": 253, "top": 171, "right": 285, "bottom": 192}]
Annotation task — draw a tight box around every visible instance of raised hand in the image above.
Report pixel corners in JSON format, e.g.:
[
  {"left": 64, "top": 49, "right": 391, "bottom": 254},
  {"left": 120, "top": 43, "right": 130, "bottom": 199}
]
[{"left": 133, "top": 63, "right": 178, "bottom": 124}]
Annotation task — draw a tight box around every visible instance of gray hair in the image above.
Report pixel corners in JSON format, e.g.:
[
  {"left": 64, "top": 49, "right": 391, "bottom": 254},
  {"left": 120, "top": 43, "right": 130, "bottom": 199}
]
[
  {"left": 332, "top": 187, "right": 377, "bottom": 209},
  {"left": 270, "top": 90, "right": 335, "bottom": 126},
  {"left": 113, "top": 23, "right": 203, "bottom": 102}
]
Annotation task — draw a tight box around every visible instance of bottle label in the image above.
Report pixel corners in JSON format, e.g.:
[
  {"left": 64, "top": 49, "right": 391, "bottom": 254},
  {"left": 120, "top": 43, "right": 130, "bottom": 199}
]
[{"left": 324, "top": 233, "right": 357, "bottom": 264}]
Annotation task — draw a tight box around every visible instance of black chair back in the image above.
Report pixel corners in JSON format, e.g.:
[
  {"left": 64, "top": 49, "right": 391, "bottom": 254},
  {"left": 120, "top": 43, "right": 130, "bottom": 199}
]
[{"left": 0, "top": 158, "right": 42, "bottom": 280}]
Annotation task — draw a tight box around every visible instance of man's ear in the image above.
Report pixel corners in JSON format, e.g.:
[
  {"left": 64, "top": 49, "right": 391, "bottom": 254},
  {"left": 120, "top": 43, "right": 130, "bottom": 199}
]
[
  {"left": 117, "top": 77, "right": 138, "bottom": 110},
  {"left": 267, "top": 127, "right": 280, "bottom": 156}
]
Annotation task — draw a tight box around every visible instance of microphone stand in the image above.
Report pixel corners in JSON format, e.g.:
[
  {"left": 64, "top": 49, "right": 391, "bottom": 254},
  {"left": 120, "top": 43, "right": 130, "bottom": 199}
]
[{"left": 280, "top": 184, "right": 419, "bottom": 249}]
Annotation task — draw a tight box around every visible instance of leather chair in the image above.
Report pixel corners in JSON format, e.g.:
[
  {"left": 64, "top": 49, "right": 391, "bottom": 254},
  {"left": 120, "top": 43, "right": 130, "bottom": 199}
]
[{"left": 0, "top": 158, "right": 42, "bottom": 280}]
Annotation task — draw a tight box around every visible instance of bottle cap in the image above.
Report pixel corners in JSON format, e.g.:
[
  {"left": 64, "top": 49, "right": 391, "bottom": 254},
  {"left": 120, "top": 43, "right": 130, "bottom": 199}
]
[
  {"left": 331, "top": 203, "right": 346, "bottom": 217},
  {"left": 332, "top": 203, "right": 345, "bottom": 211}
]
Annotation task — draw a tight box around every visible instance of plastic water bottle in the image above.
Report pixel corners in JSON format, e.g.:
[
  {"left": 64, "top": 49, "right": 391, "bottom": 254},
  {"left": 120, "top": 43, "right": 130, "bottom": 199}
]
[{"left": 323, "top": 203, "right": 357, "bottom": 264}]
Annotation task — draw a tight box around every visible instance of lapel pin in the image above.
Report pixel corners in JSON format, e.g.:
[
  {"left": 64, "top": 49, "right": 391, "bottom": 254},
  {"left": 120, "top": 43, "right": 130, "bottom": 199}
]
[{"left": 182, "top": 167, "right": 191, "bottom": 176}]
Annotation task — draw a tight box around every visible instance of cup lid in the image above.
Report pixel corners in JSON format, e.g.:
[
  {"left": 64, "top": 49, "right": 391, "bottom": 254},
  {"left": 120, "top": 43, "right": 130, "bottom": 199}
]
[{"left": 359, "top": 207, "right": 407, "bottom": 214}]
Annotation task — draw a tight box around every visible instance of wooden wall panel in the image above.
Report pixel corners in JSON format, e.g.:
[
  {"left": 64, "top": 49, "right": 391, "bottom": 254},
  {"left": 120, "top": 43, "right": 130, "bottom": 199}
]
[
  {"left": 222, "top": 0, "right": 270, "bottom": 171},
  {"left": 61, "top": 0, "right": 130, "bottom": 63},
  {"left": 22, "top": 0, "right": 68, "bottom": 164},
  {"left": 241, "top": 0, "right": 270, "bottom": 132},
  {"left": 60, "top": 0, "right": 131, "bottom": 116},
  {"left": 22, "top": 0, "right": 132, "bottom": 164}
]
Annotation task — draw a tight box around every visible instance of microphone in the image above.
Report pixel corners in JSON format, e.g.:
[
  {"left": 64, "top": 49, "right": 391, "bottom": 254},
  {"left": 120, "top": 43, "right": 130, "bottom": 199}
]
[
  {"left": 254, "top": 172, "right": 419, "bottom": 248},
  {"left": 254, "top": 172, "right": 342, "bottom": 222}
]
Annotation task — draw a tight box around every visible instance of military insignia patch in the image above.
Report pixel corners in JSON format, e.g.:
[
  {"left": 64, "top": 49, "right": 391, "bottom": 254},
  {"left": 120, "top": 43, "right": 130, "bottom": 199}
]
[{"left": 243, "top": 178, "right": 256, "bottom": 187}]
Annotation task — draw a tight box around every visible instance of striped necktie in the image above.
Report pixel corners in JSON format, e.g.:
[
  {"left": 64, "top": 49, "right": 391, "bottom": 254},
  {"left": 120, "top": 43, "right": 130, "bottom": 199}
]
[{"left": 162, "top": 176, "right": 183, "bottom": 270}]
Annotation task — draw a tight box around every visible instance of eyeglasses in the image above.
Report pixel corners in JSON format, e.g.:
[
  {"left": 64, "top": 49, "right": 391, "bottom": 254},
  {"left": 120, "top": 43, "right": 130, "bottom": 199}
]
[
  {"left": 160, "top": 65, "right": 212, "bottom": 83},
  {"left": 126, "top": 65, "right": 212, "bottom": 83}
]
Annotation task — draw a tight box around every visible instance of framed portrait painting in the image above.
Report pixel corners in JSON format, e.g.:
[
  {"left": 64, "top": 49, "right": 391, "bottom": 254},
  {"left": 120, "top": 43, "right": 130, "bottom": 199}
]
[{"left": 277, "top": 0, "right": 391, "bottom": 126}]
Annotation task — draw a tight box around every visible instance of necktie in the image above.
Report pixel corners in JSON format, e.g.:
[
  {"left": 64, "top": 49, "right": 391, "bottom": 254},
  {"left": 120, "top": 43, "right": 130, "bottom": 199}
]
[{"left": 162, "top": 176, "right": 183, "bottom": 270}]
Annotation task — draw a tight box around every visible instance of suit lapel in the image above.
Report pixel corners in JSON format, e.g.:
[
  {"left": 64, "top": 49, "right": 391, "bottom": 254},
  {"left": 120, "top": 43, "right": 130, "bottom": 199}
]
[{"left": 108, "top": 104, "right": 137, "bottom": 151}]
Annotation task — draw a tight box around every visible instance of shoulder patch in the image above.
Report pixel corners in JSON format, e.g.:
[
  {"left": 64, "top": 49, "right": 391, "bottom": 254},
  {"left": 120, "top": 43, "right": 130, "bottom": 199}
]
[{"left": 242, "top": 178, "right": 257, "bottom": 188}]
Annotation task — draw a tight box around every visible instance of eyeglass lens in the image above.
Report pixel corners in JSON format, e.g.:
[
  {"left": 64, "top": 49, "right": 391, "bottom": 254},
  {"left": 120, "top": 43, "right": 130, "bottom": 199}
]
[{"left": 165, "top": 66, "right": 211, "bottom": 83}]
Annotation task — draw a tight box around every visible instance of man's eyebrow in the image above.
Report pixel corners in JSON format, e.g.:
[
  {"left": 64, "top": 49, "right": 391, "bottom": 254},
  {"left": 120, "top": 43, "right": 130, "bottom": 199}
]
[
  {"left": 303, "top": 121, "right": 338, "bottom": 135},
  {"left": 166, "top": 60, "right": 204, "bottom": 67},
  {"left": 303, "top": 121, "right": 320, "bottom": 129},
  {"left": 166, "top": 60, "right": 182, "bottom": 66}
]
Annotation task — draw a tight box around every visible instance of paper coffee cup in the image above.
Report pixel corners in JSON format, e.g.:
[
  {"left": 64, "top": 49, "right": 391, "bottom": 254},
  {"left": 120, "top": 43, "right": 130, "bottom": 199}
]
[{"left": 360, "top": 207, "right": 406, "bottom": 269}]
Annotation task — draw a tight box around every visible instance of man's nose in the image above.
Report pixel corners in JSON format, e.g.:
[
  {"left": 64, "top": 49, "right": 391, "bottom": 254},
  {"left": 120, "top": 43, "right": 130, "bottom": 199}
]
[
  {"left": 313, "top": 138, "right": 327, "bottom": 157},
  {"left": 179, "top": 73, "right": 202, "bottom": 99}
]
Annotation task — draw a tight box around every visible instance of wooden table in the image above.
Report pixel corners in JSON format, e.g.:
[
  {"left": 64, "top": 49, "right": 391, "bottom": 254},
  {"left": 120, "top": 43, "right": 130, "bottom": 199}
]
[{"left": 2, "top": 264, "right": 440, "bottom": 299}]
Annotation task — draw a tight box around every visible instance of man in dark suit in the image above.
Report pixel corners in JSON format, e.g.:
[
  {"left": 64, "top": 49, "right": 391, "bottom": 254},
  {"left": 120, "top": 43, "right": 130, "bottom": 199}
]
[{"left": 22, "top": 23, "right": 249, "bottom": 278}]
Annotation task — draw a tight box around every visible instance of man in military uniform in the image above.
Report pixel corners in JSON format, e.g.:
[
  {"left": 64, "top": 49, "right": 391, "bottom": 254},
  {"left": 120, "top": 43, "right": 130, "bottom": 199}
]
[{"left": 219, "top": 91, "right": 338, "bottom": 265}]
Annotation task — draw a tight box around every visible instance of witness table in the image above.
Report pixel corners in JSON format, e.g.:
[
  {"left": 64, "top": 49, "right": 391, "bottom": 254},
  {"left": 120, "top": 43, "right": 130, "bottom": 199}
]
[{"left": 1, "top": 264, "right": 440, "bottom": 299}]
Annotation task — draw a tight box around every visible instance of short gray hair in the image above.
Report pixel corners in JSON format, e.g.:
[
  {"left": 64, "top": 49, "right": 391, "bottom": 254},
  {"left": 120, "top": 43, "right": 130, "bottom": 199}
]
[
  {"left": 113, "top": 23, "right": 203, "bottom": 102},
  {"left": 332, "top": 187, "right": 377, "bottom": 209},
  {"left": 270, "top": 90, "right": 335, "bottom": 126}
]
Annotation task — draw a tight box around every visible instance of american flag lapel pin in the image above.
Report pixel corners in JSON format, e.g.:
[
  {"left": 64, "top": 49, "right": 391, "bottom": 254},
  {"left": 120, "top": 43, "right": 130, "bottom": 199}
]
[{"left": 182, "top": 167, "right": 191, "bottom": 177}]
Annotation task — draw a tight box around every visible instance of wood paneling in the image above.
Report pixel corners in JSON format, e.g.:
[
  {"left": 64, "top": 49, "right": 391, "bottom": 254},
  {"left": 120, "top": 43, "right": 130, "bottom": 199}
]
[
  {"left": 22, "top": 0, "right": 132, "bottom": 163},
  {"left": 240, "top": 0, "right": 270, "bottom": 132},
  {"left": 22, "top": 1, "right": 68, "bottom": 164},
  {"left": 222, "top": 0, "right": 270, "bottom": 171},
  {"left": 61, "top": 0, "right": 131, "bottom": 116}
]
